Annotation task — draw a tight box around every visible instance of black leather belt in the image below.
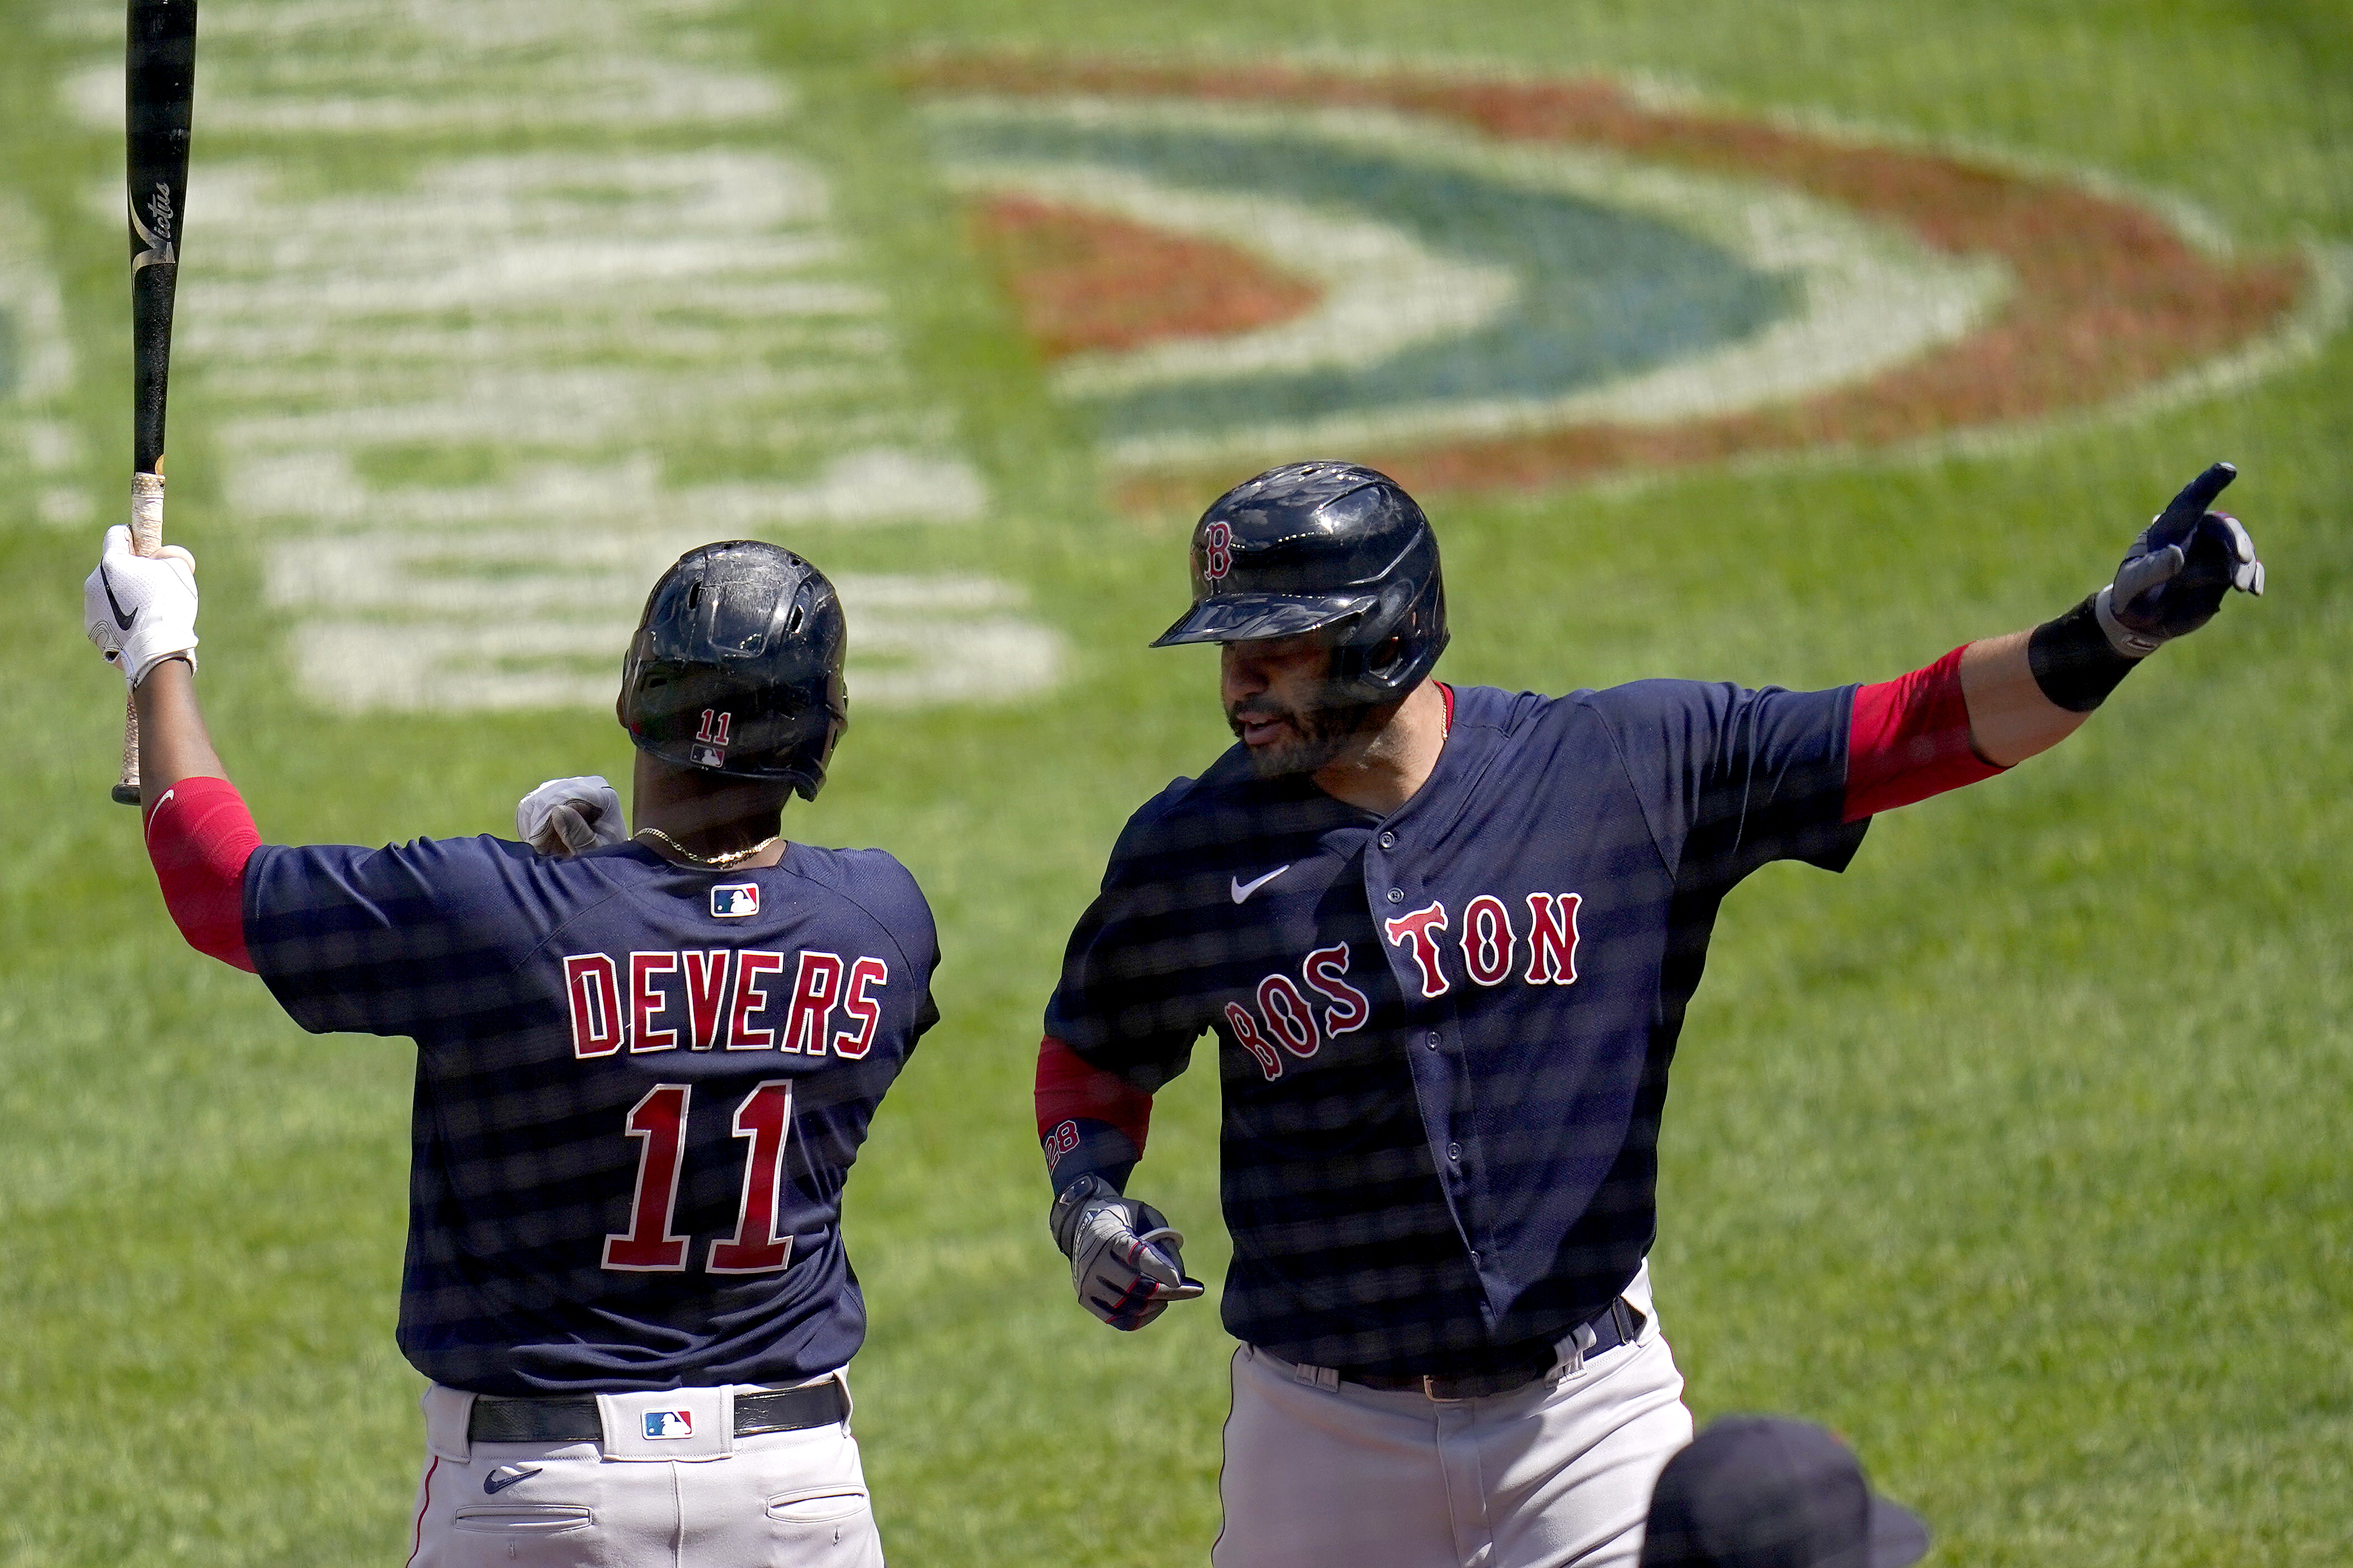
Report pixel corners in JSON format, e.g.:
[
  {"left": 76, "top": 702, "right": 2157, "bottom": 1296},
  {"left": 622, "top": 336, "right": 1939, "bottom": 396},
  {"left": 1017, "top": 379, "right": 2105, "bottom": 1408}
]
[
  {"left": 468, "top": 1380, "right": 849, "bottom": 1444},
  {"left": 1338, "top": 1297, "right": 1645, "bottom": 1401}
]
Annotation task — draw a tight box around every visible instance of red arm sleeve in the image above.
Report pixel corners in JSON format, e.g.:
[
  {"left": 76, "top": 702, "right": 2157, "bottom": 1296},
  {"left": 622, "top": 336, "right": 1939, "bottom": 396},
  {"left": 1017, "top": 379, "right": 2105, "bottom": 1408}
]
[
  {"left": 1843, "top": 645, "right": 2007, "bottom": 823},
  {"left": 1037, "top": 1035, "right": 1157, "bottom": 1189},
  {"left": 1036, "top": 1036, "right": 1154, "bottom": 1148},
  {"left": 143, "top": 775, "right": 260, "bottom": 972}
]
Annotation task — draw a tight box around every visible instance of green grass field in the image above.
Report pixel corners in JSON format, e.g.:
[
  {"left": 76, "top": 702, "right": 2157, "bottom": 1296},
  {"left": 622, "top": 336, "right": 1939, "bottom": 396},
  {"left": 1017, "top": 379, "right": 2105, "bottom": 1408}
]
[{"left": 3, "top": 0, "right": 2349, "bottom": 1562}]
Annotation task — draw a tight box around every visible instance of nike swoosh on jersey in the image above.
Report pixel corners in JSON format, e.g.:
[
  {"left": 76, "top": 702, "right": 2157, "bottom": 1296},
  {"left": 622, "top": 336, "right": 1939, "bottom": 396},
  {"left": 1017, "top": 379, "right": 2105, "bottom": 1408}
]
[
  {"left": 1231, "top": 865, "right": 1292, "bottom": 903},
  {"left": 100, "top": 562, "right": 138, "bottom": 631},
  {"left": 483, "top": 1465, "right": 541, "bottom": 1495}
]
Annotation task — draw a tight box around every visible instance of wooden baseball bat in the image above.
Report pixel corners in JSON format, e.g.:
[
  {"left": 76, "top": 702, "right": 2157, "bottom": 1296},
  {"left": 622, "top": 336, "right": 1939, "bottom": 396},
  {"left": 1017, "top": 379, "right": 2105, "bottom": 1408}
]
[{"left": 115, "top": 0, "right": 197, "bottom": 805}]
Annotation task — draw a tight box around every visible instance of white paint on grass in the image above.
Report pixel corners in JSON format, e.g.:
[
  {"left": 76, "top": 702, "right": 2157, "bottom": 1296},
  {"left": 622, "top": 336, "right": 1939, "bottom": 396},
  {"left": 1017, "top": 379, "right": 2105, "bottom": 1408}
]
[
  {"left": 64, "top": 59, "right": 788, "bottom": 136},
  {"left": 178, "top": 318, "right": 897, "bottom": 367},
  {"left": 271, "top": 524, "right": 1060, "bottom": 712},
  {"left": 51, "top": 0, "right": 1060, "bottom": 710},
  {"left": 231, "top": 449, "right": 986, "bottom": 529},
  {"left": 60, "top": 0, "right": 788, "bottom": 136},
  {"left": 0, "top": 193, "right": 93, "bottom": 528}
]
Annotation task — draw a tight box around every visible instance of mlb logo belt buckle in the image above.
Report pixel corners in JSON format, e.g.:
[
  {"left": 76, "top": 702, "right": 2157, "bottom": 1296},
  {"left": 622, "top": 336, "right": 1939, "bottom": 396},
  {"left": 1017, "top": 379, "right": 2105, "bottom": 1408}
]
[
  {"left": 643, "top": 1408, "right": 696, "bottom": 1440},
  {"left": 597, "top": 1387, "right": 733, "bottom": 1460}
]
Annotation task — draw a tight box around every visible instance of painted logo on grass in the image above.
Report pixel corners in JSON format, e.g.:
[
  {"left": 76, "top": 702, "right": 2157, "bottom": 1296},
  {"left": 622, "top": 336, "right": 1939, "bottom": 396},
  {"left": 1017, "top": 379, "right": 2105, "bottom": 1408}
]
[{"left": 916, "top": 57, "right": 2342, "bottom": 503}]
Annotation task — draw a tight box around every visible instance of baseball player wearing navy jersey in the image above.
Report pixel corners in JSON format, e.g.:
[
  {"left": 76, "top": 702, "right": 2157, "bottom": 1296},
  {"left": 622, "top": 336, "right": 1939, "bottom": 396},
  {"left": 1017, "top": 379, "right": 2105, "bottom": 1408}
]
[
  {"left": 88, "top": 537, "right": 938, "bottom": 1567},
  {"left": 1033, "top": 461, "right": 2262, "bottom": 1567}
]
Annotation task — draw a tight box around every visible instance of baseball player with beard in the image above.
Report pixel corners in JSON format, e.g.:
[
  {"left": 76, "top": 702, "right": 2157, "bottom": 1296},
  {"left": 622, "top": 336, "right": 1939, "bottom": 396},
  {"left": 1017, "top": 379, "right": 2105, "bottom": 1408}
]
[
  {"left": 1033, "top": 459, "right": 2261, "bottom": 1567},
  {"left": 88, "top": 535, "right": 937, "bottom": 1567}
]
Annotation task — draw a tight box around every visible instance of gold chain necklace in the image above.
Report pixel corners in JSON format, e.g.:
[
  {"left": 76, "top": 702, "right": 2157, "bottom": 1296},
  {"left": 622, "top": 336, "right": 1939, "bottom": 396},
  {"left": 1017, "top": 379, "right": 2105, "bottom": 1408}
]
[{"left": 632, "top": 828, "right": 780, "bottom": 869}]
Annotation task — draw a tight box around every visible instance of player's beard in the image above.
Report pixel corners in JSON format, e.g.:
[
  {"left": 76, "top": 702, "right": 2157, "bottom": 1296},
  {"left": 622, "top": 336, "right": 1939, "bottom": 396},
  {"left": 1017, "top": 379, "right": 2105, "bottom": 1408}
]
[{"left": 1227, "top": 690, "right": 1379, "bottom": 779}]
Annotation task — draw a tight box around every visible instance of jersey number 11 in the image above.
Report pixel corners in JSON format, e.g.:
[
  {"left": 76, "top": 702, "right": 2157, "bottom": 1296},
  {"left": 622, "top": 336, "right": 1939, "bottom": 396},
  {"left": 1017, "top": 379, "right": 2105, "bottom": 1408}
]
[{"left": 604, "top": 1080, "right": 796, "bottom": 1274}]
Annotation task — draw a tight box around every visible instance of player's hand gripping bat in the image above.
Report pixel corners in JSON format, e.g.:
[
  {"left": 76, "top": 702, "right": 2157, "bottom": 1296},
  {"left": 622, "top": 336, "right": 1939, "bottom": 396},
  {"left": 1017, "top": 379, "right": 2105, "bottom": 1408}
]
[{"left": 114, "top": 0, "right": 197, "bottom": 804}]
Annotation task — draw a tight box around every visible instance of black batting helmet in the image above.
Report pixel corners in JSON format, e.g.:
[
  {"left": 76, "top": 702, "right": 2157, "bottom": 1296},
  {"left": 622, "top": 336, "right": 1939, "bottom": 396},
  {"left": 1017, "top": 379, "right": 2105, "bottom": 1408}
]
[
  {"left": 619, "top": 541, "right": 848, "bottom": 800},
  {"left": 1152, "top": 461, "right": 1448, "bottom": 703}
]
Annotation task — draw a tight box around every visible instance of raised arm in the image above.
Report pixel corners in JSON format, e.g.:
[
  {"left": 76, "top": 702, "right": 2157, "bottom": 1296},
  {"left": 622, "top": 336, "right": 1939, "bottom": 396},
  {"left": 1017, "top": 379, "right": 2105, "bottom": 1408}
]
[
  {"left": 85, "top": 528, "right": 257, "bottom": 970},
  {"left": 1845, "top": 463, "right": 2262, "bottom": 819}
]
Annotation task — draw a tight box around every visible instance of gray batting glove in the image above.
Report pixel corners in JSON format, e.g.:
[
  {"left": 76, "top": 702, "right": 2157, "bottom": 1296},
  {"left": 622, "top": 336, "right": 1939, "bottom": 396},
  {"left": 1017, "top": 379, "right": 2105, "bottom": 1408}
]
[
  {"left": 2095, "top": 462, "right": 2264, "bottom": 657},
  {"left": 1051, "top": 1172, "right": 1206, "bottom": 1332},
  {"left": 84, "top": 523, "right": 199, "bottom": 688},
  {"left": 516, "top": 775, "right": 628, "bottom": 856}
]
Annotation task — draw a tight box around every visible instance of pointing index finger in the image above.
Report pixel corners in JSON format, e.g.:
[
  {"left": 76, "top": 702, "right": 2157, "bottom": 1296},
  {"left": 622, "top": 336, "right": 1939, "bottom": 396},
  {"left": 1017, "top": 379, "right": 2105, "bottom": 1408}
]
[{"left": 2159, "top": 461, "right": 2237, "bottom": 530}]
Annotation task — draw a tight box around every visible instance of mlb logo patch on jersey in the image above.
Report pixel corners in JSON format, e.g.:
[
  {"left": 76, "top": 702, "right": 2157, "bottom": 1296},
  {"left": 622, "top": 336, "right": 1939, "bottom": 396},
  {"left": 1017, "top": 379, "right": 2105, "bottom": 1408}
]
[
  {"left": 644, "top": 1410, "right": 694, "bottom": 1440},
  {"left": 712, "top": 883, "right": 759, "bottom": 918}
]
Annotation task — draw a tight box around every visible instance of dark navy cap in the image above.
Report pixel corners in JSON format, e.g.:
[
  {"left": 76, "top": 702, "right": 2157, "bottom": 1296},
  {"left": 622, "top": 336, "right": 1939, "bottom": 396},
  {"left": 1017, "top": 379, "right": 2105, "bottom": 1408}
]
[{"left": 1641, "top": 1417, "right": 1931, "bottom": 1568}]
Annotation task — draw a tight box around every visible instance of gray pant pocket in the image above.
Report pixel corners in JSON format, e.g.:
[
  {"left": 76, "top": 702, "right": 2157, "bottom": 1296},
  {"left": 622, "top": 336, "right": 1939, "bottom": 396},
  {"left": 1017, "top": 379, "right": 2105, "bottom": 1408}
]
[
  {"left": 452, "top": 1505, "right": 594, "bottom": 1535},
  {"left": 766, "top": 1488, "right": 869, "bottom": 1526}
]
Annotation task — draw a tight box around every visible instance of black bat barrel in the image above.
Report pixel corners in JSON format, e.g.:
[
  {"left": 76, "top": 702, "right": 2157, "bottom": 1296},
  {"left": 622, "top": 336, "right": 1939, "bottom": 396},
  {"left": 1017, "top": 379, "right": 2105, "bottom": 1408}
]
[{"left": 127, "top": 0, "right": 196, "bottom": 477}]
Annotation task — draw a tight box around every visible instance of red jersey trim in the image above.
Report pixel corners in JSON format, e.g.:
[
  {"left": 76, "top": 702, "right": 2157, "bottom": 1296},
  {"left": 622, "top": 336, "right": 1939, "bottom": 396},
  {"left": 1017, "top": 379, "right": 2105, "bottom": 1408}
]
[
  {"left": 1035, "top": 1035, "right": 1154, "bottom": 1151},
  {"left": 143, "top": 775, "right": 261, "bottom": 972},
  {"left": 1844, "top": 645, "right": 2005, "bottom": 822}
]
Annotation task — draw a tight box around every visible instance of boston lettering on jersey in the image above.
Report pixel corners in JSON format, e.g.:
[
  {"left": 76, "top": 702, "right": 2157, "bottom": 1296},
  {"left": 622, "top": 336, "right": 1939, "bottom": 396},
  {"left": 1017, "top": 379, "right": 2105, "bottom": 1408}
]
[
  {"left": 1220, "top": 896, "right": 1579, "bottom": 1079},
  {"left": 561, "top": 948, "right": 891, "bottom": 1058}
]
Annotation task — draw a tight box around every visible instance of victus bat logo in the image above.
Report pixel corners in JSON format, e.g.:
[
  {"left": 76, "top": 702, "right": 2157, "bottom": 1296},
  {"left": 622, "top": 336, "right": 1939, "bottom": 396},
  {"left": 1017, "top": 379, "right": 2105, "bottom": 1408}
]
[{"left": 131, "top": 182, "right": 177, "bottom": 271}]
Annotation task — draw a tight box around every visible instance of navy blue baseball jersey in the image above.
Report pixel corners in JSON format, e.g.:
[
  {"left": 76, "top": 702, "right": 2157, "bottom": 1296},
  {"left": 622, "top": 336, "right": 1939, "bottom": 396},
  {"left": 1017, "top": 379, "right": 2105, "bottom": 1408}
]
[
  {"left": 244, "top": 836, "right": 938, "bottom": 1396},
  {"left": 1045, "top": 680, "right": 1864, "bottom": 1376}
]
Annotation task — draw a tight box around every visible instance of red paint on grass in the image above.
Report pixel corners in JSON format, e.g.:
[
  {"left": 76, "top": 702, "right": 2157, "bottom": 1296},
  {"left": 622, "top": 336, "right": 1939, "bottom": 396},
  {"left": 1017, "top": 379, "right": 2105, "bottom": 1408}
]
[
  {"left": 971, "top": 194, "right": 1324, "bottom": 358},
  {"left": 914, "top": 57, "right": 2307, "bottom": 503}
]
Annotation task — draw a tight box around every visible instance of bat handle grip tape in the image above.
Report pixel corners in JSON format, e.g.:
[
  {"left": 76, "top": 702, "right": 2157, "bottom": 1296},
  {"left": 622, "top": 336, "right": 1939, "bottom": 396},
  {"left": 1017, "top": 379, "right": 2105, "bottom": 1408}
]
[
  {"left": 114, "top": 471, "right": 168, "bottom": 806},
  {"left": 131, "top": 469, "right": 165, "bottom": 553}
]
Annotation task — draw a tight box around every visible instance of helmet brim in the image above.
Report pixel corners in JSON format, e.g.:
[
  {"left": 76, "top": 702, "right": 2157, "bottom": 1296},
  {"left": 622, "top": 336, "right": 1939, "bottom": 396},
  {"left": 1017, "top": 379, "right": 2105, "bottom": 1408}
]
[{"left": 1151, "top": 591, "right": 1378, "bottom": 648}]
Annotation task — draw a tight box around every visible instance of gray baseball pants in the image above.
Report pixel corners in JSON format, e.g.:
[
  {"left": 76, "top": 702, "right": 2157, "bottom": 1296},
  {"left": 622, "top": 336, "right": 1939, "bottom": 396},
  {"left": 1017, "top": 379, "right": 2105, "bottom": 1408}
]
[
  {"left": 407, "top": 1376, "right": 881, "bottom": 1567},
  {"left": 1212, "top": 1262, "right": 1693, "bottom": 1568}
]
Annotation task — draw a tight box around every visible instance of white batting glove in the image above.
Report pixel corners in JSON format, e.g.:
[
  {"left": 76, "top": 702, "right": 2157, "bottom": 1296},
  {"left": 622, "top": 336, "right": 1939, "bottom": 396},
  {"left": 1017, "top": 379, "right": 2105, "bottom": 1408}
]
[
  {"left": 1051, "top": 1173, "right": 1206, "bottom": 1332},
  {"left": 517, "top": 775, "right": 628, "bottom": 856},
  {"left": 84, "top": 523, "right": 199, "bottom": 688}
]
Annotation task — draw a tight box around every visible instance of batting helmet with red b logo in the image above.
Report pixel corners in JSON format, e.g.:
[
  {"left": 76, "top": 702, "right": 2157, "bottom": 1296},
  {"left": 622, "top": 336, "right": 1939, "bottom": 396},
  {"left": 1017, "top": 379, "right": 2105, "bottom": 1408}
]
[{"left": 1152, "top": 461, "right": 1449, "bottom": 704}]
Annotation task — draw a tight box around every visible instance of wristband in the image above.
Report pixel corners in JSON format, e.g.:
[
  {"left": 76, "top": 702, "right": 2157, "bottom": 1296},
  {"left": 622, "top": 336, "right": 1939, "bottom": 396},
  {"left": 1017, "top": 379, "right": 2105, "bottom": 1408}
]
[
  {"left": 2028, "top": 594, "right": 2141, "bottom": 713},
  {"left": 133, "top": 650, "right": 197, "bottom": 687}
]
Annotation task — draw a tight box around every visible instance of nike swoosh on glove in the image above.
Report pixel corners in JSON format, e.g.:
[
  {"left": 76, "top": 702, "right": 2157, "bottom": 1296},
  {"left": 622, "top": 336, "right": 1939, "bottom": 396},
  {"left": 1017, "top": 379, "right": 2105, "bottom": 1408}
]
[
  {"left": 84, "top": 523, "right": 199, "bottom": 688},
  {"left": 516, "top": 775, "right": 629, "bottom": 856},
  {"left": 2096, "top": 462, "right": 2265, "bottom": 657}
]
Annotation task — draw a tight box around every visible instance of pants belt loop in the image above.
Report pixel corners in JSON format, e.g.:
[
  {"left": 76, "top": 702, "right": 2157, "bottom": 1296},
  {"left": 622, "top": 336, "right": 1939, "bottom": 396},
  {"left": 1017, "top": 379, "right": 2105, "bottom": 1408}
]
[
  {"left": 1291, "top": 1360, "right": 1340, "bottom": 1392},
  {"left": 422, "top": 1384, "right": 475, "bottom": 1462},
  {"left": 1557, "top": 1318, "right": 1598, "bottom": 1382}
]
